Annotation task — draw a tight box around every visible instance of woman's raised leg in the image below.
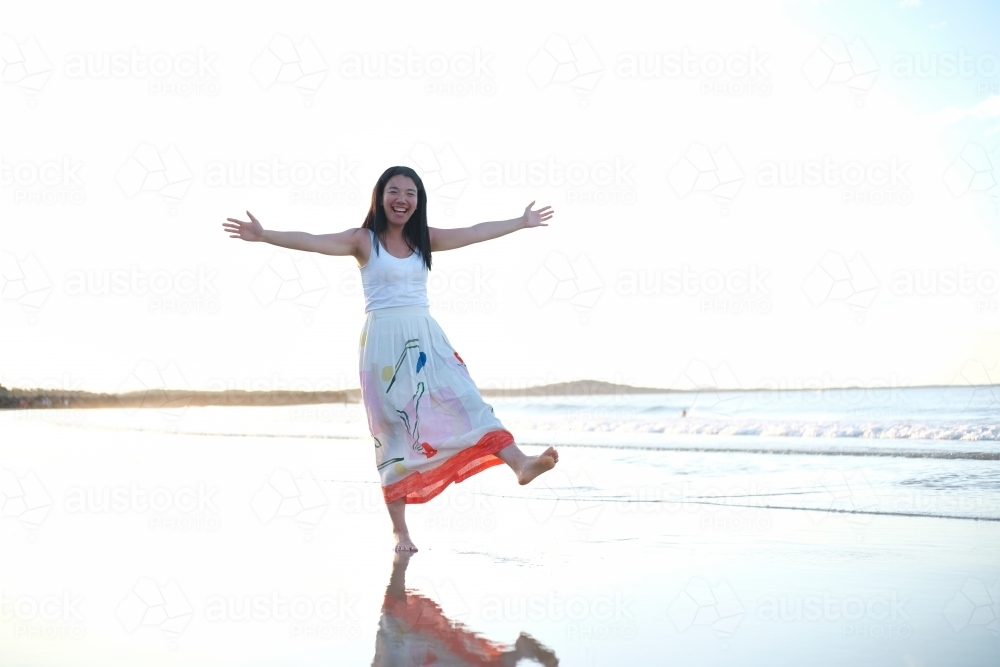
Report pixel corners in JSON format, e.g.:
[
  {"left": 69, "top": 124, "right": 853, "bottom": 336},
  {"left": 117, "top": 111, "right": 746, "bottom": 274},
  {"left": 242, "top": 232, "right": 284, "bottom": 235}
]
[{"left": 495, "top": 443, "right": 559, "bottom": 485}]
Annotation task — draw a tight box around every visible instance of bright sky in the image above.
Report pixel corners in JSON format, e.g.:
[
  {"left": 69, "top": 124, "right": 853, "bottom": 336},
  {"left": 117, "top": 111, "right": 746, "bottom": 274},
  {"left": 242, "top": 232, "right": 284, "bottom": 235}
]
[{"left": 2, "top": 0, "right": 999, "bottom": 394}]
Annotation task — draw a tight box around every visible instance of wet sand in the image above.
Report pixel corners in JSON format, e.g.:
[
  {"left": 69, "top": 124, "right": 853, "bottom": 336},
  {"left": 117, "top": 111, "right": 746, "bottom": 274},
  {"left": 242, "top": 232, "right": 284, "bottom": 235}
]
[{"left": 2, "top": 409, "right": 999, "bottom": 666}]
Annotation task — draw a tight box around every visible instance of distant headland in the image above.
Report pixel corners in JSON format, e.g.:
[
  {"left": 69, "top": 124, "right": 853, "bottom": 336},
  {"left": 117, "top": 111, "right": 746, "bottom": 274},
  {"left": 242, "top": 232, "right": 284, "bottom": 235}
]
[
  {"left": 0, "top": 380, "right": 671, "bottom": 410},
  {"left": 0, "top": 379, "right": 982, "bottom": 410}
]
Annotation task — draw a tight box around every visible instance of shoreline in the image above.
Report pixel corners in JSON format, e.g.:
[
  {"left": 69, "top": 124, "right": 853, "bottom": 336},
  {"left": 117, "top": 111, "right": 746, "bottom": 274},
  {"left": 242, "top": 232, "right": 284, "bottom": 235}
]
[{"left": 2, "top": 379, "right": 997, "bottom": 410}]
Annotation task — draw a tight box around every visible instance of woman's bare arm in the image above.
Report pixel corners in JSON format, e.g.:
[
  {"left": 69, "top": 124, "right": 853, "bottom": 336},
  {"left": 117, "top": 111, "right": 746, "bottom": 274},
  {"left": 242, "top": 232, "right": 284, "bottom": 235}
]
[
  {"left": 223, "top": 210, "right": 368, "bottom": 260},
  {"left": 430, "top": 201, "right": 553, "bottom": 252},
  {"left": 262, "top": 228, "right": 367, "bottom": 256}
]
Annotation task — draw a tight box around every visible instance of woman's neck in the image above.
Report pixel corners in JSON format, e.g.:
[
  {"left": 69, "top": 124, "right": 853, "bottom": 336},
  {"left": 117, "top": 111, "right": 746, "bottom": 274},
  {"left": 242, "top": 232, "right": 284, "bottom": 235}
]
[{"left": 383, "top": 224, "right": 405, "bottom": 242}]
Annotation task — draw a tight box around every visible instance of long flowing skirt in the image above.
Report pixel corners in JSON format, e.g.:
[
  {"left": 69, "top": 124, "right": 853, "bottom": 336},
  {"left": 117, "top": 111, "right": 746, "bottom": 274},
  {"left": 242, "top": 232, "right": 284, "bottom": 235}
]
[{"left": 358, "top": 305, "right": 513, "bottom": 504}]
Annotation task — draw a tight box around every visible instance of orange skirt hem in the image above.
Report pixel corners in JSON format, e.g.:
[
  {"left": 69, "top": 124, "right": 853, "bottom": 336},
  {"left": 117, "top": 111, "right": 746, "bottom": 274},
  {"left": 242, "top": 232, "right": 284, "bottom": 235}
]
[{"left": 382, "top": 429, "right": 514, "bottom": 504}]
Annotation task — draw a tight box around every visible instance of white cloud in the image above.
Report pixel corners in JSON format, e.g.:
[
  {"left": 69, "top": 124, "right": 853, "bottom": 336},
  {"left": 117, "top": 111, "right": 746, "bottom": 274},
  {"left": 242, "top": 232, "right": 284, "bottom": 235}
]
[{"left": 925, "top": 95, "right": 1000, "bottom": 136}]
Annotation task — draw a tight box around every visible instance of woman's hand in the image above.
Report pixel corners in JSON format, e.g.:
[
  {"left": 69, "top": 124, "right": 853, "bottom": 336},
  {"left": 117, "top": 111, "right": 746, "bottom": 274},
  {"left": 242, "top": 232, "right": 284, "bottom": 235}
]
[
  {"left": 430, "top": 203, "right": 553, "bottom": 252},
  {"left": 223, "top": 211, "right": 265, "bottom": 242},
  {"left": 522, "top": 201, "right": 553, "bottom": 228}
]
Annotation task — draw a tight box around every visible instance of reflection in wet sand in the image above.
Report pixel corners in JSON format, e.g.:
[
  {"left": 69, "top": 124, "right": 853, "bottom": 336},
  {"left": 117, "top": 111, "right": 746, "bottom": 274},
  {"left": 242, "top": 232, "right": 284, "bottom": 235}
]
[{"left": 372, "top": 553, "right": 559, "bottom": 667}]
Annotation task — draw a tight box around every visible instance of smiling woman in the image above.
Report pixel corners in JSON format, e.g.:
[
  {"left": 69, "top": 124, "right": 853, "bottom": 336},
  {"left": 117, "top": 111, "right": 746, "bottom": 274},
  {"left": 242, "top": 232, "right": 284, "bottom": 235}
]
[{"left": 223, "top": 165, "right": 559, "bottom": 553}]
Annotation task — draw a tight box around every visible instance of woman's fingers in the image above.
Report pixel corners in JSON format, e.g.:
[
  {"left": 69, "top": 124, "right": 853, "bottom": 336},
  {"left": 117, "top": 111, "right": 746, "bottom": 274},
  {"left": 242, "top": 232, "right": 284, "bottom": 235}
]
[{"left": 223, "top": 218, "right": 256, "bottom": 240}]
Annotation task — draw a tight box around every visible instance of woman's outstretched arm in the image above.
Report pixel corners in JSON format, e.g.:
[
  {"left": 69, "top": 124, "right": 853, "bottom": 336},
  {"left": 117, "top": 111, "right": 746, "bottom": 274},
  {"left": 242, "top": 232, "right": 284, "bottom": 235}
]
[
  {"left": 429, "top": 201, "right": 552, "bottom": 252},
  {"left": 223, "top": 210, "right": 367, "bottom": 258}
]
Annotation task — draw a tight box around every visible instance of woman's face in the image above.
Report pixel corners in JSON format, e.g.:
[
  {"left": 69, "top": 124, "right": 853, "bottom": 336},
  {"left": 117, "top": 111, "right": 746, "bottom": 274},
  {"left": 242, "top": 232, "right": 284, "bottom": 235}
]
[{"left": 382, "top": 174, "right": 418, "bottom": 227}]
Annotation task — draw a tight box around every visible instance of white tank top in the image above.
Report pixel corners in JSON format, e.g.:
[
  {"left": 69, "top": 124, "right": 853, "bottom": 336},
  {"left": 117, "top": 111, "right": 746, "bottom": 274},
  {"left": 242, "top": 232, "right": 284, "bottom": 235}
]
[{"left": 359, "top": 228, "right": 429, "bottom": 312}]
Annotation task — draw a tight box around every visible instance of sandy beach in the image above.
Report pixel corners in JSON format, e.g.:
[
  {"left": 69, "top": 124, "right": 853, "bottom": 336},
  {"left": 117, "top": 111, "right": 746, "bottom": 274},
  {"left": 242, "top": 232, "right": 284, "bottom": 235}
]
[{"left": 2, "top": 404, "right": 998, "bottom": 666}]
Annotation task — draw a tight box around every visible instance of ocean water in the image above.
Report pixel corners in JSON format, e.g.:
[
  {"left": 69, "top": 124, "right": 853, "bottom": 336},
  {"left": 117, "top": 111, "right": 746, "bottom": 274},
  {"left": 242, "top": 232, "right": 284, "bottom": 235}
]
[{"left": 22, "top": 385, "right": 1000, "bottom": 522}]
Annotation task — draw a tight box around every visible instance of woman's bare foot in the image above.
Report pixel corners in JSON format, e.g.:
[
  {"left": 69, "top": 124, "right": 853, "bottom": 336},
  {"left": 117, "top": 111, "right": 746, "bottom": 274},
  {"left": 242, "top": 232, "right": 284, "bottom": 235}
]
[
  {"left": 394, "top": 530, "right": 418, "bottom": 553},
  {"left": 517, "top": 446, "right": 559, "bottom": 485},
  {"left": 513, "top": 632, "right": 560, "bottom": 666}
]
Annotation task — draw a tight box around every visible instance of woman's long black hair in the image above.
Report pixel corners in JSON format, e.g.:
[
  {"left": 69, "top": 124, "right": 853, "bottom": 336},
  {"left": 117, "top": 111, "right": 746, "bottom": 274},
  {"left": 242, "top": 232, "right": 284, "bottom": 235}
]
[{"left": 362, "top": 166, "right": 432, "bottom": 270}]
